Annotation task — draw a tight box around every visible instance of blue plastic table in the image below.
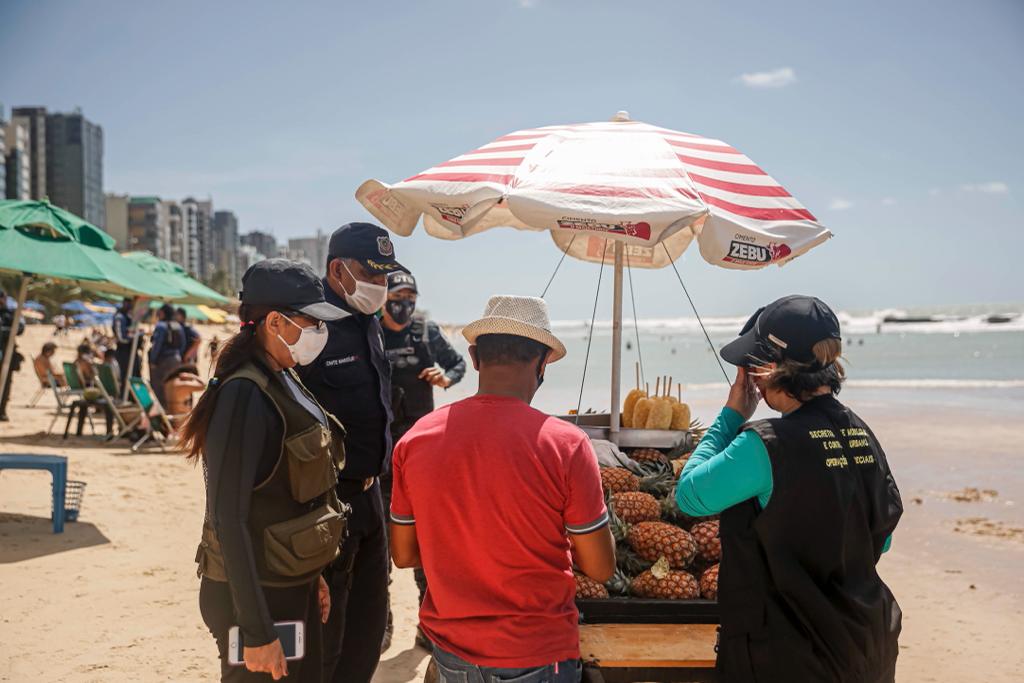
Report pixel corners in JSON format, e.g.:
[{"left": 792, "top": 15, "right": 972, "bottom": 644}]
[{"left": 0, "top": 454, "right": 69, "bottom": 533}]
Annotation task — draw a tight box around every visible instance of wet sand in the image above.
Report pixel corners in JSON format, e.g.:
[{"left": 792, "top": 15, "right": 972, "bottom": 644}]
[{"left": 1, "top": 324, "right": 1022, "bottom": 681}]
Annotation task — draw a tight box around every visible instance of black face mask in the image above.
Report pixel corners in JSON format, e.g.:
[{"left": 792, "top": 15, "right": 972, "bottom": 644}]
[{"left": 386, "top": 299, "right": 416, "bottom": 327}]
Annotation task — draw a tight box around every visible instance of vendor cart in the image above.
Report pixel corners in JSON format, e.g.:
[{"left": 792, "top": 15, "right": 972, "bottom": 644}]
[{"left": 357, "top": 112, "right": 830, "bottom": 682}]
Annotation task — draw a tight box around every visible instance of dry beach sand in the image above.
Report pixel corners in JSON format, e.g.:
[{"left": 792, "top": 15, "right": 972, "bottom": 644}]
[{"left": 1, "top": 323, "right": 1022, "bottom": 682}]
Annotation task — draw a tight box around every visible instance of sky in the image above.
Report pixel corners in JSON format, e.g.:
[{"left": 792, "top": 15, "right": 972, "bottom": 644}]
[{"left": 1, "top": 0, "right": 1022, "bottom": 323}]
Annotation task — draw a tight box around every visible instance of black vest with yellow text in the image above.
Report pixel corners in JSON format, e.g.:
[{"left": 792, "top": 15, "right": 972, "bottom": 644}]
[
  {"left": 717, "top": 395, "right": 902, "bottom": 683},
  {"left": 196, "top": 363, "right": 349, "bottom": 588},
  {"left": 386, "top": 316, "right": 435, "bottom": 439}
]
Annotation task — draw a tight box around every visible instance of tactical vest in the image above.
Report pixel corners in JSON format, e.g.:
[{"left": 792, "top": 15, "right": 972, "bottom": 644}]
[
  {"left": 717, "top": 395, "right": 902, "bottom": 683},
  {"left": 386, "top": 317, "right": 435, "bottom": 438},
  {"left": 196, "top": 363, "right": 349, "bottom": 588}
]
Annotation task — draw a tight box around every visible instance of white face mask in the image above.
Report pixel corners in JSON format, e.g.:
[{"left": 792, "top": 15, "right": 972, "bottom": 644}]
[
  {"left": 341, "top": 261, "right": 388, "bottom": 314},
  {"left": 277, "top": 315, "right": 328, "bottom": 366}
]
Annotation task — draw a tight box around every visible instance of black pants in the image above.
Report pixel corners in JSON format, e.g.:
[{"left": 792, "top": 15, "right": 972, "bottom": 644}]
[
  {"left": 0, "top": 348, "right": 21, "bottom": 417},
  {"left": 323, "top": 480, "right": 389, "bottom": 683},
  {"left": 200, "top": 577, "right": 323, "bottom": 683}
]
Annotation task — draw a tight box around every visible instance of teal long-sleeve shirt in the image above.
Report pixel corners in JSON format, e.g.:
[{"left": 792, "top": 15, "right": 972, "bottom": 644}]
[{"left": 676, "top": 407, "right": 892, "bottom": 553}]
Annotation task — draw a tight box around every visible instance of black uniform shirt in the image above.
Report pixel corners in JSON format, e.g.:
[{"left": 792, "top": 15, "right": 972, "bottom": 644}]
[{"left": 297, "top": 281, "right": 393, "bottom": 479}]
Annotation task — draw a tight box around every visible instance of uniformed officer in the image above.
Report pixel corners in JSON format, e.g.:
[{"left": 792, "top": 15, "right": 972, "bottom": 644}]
[
  {"left": 112, "top": 297, "right": 142, "bottom": 385},
  {"left": 297, "top": 222, "right": 405, "bottom": 683},
  {"left": 379, "top": 271, "right": 466, "bottom": 649},
  {"left": 676, "top": 295, "right": 903, "bottom": 682}
]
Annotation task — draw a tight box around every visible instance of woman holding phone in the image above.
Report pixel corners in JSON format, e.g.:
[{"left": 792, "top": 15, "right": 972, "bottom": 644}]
[
  {"left": 676, "top": 295, "right": 903, "bottom": 683},
  {"left": 181, "top": 259, "right": 350, "bottom": 681}
]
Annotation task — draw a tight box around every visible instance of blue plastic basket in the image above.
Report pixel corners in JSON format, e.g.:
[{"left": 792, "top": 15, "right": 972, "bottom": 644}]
[{"left": 54, "top": 480, "right": 87, "bottom": 522}]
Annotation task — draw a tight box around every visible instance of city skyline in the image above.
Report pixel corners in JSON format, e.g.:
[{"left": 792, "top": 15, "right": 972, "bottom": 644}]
[{"left": 1, "top": 1, "right": 1022, "bottom": 321}]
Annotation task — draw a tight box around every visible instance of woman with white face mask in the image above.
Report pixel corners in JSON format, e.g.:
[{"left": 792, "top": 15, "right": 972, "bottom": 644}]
[{"left": 181, "top": 259, "right": 351, "bottom": 682}]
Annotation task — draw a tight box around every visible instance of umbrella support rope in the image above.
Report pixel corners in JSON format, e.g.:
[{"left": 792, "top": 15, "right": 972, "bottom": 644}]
[
  {"left": 540, "top": 233, "right": 577, "bottom": 298},
  {"left": 574, "top": 239, "right": 608, "bottom": 424},
  {"left": 624, "top": 250, "right": 646, "bottom": 388},
  {"left": 662, "top": 243, "right": 731, "bottom": 383}
]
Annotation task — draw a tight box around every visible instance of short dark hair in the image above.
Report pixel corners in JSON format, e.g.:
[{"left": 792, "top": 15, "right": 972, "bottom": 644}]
[
  {"left": 103, "top": 348, "right": 116, "bottom": 360},
  {"left": 474, "top": 334, "right": 549, "bottom": 364},
  {"left": 76, "top": 343, "right": 91, "bottom": 356},
  {"left": 42, "top": 342, "right": 57, "bottom": 354},
  {"left": 176, "top": 307, "right": 187, "bottom": 319},
  {"left": 159, "top": 303, "right": 176, "bottom": 320}
]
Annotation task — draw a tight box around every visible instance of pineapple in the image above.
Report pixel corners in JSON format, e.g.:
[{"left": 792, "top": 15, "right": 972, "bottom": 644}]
[
  {"left": 575, "top": 572, "right": 610, "bottom": 599},
  {"left": 601, "top": 467, "right": 641, "bottom": 494},
  {"left": 610, "top": 492, "right": 661, "bottom": 524},
  {"left": 604, "top": 569, "right": 632, "bottom": 597},
  {"left": 638, "top": 460, "right": 676, "bottom": 498},
  {"left": 700, "top": 564, "right": 719, "bottom": 600},
  {"left": 627, "top": 521, "right": 697, "bottom": 569},
  {"left": 616, "top": 545, "right": 653, "bottom": 576},
  {"left": 689, "top": 520, "right": 721, "bottom": 564},
  {"left": 630, "top": 558, "right": 700, "bottom": 599},
  {"left": 659, "top": 489, "right": 694, "bottom": 529},
  {"left": 630, "top": 448, "right": 668, "bottom": 466},
  {"left": 601, "top": 467, "right": 640, "bottom": 494}
]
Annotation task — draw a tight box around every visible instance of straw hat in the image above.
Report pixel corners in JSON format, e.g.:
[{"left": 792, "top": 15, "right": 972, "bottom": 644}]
[{"left": 462, "top": 295, "right": 567, "bottom": 362}]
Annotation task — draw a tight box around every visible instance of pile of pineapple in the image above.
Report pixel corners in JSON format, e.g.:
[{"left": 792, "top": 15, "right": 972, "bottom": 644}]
[{"left": 575, "top": 447, "right": 720, "bottom": 602}]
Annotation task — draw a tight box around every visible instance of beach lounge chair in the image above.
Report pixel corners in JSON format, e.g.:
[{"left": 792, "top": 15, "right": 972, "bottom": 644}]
[
  {"left": 92, "top": 363, "right": 144, "bottom": 443},
  {"left": 48, "top": 363, "right": 96, "bottom": 435},
  {"left": 127, "top": 377, "right": 175, "bottom": 453}
]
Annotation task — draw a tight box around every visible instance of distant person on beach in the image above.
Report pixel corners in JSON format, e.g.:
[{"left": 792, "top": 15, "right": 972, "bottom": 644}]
[
  {"left": 380, "top": 270, "right": 466, "bottom": 649},
  {"left": 181, "top": 259, "right": 349, "bottom": 682},
  {"left": 676, "top": 295, "right": 903, "bottom": 682},
  {"left": 296, "top": 222, "right": 405, "bottom": 682},
  {"left": 0, "top": 291, "right": 26, "bottom": 421},
  {"left": 148, "top": 304, "right": 186, "bottom": 406},
  {"left": 101, "top": 348, "right": 121, "bottom": 385},
  {"left": 177, "top": 307, "right": 203, "bottom": 364},
  {"left": 33, "top": 342, "right": 66, "bottom": 388},
  {"left": 53, "top": 313, "right": 67, "bottom": 336},
  {"left": 390, "top": 295, "right": 615, "bottom": 682},
  {"left": 113, "top": 297, "right": 142, "bottom": 384},
  {"left": 73, "top": 343, "right": 97, "bottom": 387}
]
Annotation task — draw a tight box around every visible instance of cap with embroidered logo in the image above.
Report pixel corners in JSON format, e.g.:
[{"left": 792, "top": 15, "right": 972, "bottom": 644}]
[
  {"left": 328, "top": 222, "right": 408, "bottom": 274},
  {"left": 720, "top": 295, "right": 841, "bottom": 369}
]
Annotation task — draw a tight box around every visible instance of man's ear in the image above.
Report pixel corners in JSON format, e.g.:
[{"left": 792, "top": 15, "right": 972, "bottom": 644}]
[
  {"left": 468, "top": 345, "right": 480, "bottom": 371},
  {"left": 540, "top": 349, "right": 553, "bottom": 372}
]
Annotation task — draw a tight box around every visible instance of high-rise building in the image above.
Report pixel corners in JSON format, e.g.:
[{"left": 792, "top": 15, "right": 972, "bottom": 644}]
[
  {"left": 288, "top": 230, "right": 329, "bottom": 277},
  {"left": 240, "top": 230, "right": 277, "bottom": 262},
  {"left": 10, "top": 107, "right": 47, "bottom": 200},
  {"left": 237, "top": 244, "right": 267, "bottom": 275},
  {"left": 212, "top": 210, "right": 240, "bottom": 289},
  {"left": 127, "top": 196, "right": 169, "bottom": 258},
  {"left": 45, "top": 110, "right": 104, "bottom": 226},
  {"left": 181, "top": 197, "right": 214, "bottom": 279},
  {"left": 3, "top": 117, "right": 31, "bottom": 200},
  {"left": 103, "top": 193, "right": 130, "bottom": 248},
  {"left": 167, "top": 201, "right": 187, "bottom": 268}
]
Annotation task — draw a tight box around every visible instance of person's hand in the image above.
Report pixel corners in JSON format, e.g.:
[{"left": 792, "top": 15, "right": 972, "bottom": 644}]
[
  {"left": 244, "top": 639, "right": 288, "bottom": 680},
  {"left": 725, "top": 367, "right": 760, "bottom": 421},
  {"left": 419, "top": 367, "right": 452, "bottom": 388},
  {"left": 318, "top": 575, "right": 331, "bottom": 623}
]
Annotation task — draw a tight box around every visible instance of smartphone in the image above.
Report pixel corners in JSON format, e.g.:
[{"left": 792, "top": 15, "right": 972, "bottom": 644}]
[{"left": 227, "top": 621, "right": 305, "bottom": 666}]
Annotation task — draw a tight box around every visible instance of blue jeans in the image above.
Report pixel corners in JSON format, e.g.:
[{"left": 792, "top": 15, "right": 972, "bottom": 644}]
[{"left": 433, "top": 647, "right": 582, "bottom": 683}]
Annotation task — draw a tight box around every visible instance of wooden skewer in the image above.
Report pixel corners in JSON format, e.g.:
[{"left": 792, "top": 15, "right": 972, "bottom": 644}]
[
  {"left": 645, "top": 382, "right": 649, "bottom": 397},
  {"left": 635, "top": 362, "right": 640, "bottom": 391},
  {"left": 668, "top": 376, "right": 674, "bottom": 398},
  {"left": 678, "top": 383, "right": 682, "bottom": 401},
  {"left": 654, "top": 377, "right": 660, "bottom": 397}
]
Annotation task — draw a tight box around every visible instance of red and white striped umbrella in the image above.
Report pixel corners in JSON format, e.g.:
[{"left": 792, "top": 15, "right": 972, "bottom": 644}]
[{"left": 356, "top": 112, "right": 831, "bottom": 270}]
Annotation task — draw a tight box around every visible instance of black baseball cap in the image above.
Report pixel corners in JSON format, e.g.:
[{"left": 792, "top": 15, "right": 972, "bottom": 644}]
[
  {"left": 388, "top": 271, "right": 418, "bottom": 293},
  {"left": 721, "top": 295, "right": 841, "bottom": 368},
  {"left": 328, "top": 222, "right": 408, "bottom": 275},
  {"left": 240, "top": 259, "right": 349, "bottom": 321}
]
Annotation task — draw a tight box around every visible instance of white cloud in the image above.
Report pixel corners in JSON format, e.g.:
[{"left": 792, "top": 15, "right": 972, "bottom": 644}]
[
  {"left": 829, "top": 198, "right": 854, "bottom": 211},
  {"left": 881, "top": 197, "right": 897, "bottom": 206},
  {"left": 960, "top": 181, "right": 1009, "bottom": 194},
  {"left": 736, "top": 67, "right": 797, "bottom": 89}
]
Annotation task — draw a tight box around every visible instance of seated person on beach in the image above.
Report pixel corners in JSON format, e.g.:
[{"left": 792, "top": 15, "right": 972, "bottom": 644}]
[
  {"left": 33, "top": 342, "right": 66, "bottom": 387},
  {"left": 73, "top": 343, "right": 97, "bottom": 386},
  {"left": 101, "top": 348, "right": 121, "bottom": 385},
  {"left": 675, "top": 296, "right": 902, "bottom": 682},
  {"left": 162, "top": 364, "right": 206, "bottom": 425},
  {"left": 390, "top": 295, "right": 615, "bottom": 682}
]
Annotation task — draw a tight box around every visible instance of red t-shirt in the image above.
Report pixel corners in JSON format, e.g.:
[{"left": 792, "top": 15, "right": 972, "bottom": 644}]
[{"left": 390, "top": 394, "right": 609, "bottom": 668}]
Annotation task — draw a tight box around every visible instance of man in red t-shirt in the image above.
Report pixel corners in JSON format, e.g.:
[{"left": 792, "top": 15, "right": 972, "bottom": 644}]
[{"left": 390, "top": 295, "right": 615, "bottom": 682}]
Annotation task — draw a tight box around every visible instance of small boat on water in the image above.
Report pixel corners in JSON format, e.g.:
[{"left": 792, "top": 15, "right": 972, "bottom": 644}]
[{"left": 986, "top": 313, "right": 1021, "bottom": 324}]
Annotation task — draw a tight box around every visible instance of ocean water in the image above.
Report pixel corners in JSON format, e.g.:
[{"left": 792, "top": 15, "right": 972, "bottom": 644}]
[{"left": 439, "top": 308, "right": 1024, "bottom": 416}]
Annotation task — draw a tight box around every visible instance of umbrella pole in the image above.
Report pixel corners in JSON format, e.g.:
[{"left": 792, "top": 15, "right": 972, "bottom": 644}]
[
  {"left": 0, "top": 276, "right": 30, "bottom": 404},
  {"left": 609, "top": 241, "right": 624, "bottom": 445},
  {"left": 122, "top": 300, "right": 148, "bottom": 402}
]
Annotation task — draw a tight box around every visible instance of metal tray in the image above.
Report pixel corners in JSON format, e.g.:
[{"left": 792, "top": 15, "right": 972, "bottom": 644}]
[
  {"left": 576, "top": 598, "right": 719, "bottom": 625},
  {"left": 557, "top": 413, "right": 695, "bottom": 450}
]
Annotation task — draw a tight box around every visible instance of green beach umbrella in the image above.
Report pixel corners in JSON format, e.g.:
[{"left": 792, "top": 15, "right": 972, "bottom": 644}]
[{"left": 122, "top": 251, "right": 232, "bottom": 305}]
